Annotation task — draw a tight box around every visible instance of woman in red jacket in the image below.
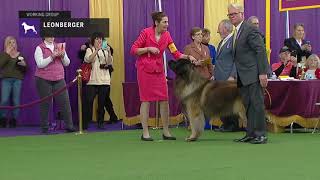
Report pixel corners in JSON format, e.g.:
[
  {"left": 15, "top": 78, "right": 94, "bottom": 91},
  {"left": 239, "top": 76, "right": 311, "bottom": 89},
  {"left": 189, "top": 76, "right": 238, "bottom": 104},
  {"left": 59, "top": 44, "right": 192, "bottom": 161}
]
[{"left": 131, "top": 11, "right": 195, "bottom": 141}]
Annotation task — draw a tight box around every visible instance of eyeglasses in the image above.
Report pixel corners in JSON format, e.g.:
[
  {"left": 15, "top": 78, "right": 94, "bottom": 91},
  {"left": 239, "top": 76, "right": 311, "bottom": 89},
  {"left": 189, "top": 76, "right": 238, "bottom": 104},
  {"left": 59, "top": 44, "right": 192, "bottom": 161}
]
[
  {"left": 227, "top": 12, "right": 241, "bottom": 17},
  {"left": 194, "top": 33, "right": 202, "bottom": 36}
]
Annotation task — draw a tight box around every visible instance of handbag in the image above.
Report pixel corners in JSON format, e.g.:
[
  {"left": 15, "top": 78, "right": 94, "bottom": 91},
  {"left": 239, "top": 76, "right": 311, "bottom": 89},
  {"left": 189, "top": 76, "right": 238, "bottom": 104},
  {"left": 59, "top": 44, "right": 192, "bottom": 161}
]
[{"left": 80, "top": 62, "right": 92, "bottom": 83}]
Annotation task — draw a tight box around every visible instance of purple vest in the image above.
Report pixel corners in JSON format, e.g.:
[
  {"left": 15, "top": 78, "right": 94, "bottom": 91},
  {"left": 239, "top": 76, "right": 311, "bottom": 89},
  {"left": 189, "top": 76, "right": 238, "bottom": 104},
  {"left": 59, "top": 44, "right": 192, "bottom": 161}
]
[{"left": 35, "top": 43, "right": 65, "bottom": 81}]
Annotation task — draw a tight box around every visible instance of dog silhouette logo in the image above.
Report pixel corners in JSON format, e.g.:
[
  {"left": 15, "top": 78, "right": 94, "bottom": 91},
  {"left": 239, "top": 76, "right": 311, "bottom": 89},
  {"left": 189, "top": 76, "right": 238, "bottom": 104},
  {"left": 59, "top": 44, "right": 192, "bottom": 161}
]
[{"left": 21, "top": 22, "right": 37, "bottom": 34}]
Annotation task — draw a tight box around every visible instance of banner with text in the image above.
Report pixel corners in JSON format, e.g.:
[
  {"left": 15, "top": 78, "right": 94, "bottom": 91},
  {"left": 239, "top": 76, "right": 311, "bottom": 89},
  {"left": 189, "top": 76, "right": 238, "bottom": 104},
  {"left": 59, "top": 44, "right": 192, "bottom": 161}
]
[
  {"left": 19, "top": 11, "right": 109, "bottom": 38},
  {"left": 279, "top": 0, "right": 320, "bottom": 11}
]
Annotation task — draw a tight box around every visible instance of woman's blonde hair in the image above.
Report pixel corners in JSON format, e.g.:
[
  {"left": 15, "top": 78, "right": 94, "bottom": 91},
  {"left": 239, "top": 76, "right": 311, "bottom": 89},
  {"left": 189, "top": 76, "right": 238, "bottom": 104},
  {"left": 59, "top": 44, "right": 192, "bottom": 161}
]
[
  {"left": 4, "top": 36, "right": 17, "bottom": 52},
  {"left": 306, "top": 54, "right": 320, "bottom": 68}
]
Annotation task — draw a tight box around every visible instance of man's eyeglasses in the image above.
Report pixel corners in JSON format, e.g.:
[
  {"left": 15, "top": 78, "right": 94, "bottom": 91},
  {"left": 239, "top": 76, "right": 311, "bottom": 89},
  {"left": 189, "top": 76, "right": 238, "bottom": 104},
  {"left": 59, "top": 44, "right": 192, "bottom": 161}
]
[{"left": 227, "top": 12, "right": 241, "bottom": 17}]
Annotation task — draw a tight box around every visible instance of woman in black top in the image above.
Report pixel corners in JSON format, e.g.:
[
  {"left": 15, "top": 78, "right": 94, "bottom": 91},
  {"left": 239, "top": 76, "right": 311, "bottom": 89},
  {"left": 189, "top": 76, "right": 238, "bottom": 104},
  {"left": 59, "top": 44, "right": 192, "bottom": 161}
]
[
  {"left": 284, "top": 23, "right": 312, "bottom": 63},
  {"left": 0, "top": 36, "right": 27, "bottom": 128}
]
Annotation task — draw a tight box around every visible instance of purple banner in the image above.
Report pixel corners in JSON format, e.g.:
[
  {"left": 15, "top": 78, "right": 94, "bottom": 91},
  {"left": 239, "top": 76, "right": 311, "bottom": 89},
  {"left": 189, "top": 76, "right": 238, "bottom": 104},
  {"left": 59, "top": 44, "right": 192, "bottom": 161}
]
[{"left": 280, "top": 0, "right": 320, "bottom": 11}]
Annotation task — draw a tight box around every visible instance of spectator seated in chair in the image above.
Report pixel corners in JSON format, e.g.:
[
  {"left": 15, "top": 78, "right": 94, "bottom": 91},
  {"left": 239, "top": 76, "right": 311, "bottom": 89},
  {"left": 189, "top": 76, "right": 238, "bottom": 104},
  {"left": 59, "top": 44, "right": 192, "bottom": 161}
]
[
  {"left": 298, "top": 54, "right": 320, "bottom": 80},
  {"left": 271, "top": 46, "right": 298, "bottom": 78}
]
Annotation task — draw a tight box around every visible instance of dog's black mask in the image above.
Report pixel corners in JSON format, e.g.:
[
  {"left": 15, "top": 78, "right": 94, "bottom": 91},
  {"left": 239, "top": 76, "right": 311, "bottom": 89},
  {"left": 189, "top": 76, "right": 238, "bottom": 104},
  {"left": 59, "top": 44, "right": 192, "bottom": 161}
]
[{"left": 168, "top": 59, "right": 194, "bottom": 78}]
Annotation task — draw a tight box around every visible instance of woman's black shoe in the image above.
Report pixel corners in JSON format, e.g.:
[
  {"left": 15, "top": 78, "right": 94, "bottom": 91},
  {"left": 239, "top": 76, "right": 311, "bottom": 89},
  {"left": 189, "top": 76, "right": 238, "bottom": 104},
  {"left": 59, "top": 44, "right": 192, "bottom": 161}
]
[
  {"left": 141, "top": 135, "right": 154, "bottom": 141},
  {"left": 186, "top": 137, "right": 198, "bottom": 142},
  {"left": 97, "top": 122, "right": 105, "bottom": 129},
  {"left": 162, "top": 134, "right": 176, "bottom": 140}
]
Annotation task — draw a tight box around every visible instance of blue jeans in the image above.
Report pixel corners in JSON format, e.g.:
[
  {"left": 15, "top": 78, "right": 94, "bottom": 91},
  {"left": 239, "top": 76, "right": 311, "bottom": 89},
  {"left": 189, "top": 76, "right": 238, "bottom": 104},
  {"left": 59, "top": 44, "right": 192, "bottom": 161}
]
[{"left": 0, "top": 78, "right": 22, "bottom": 119}]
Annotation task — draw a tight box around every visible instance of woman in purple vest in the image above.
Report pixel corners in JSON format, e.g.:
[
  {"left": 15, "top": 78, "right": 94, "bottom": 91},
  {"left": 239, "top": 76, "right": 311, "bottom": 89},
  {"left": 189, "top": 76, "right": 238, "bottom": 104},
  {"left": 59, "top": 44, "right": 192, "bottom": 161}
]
[{"left": 34, "top": 37, "right": 75, "bottom": 134}]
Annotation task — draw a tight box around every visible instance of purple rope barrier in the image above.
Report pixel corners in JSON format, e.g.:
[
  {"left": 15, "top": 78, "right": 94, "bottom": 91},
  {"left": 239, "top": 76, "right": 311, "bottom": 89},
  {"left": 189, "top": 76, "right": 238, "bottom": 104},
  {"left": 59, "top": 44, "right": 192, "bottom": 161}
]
[{"left": 0, "top": 78, "right": 77, "bottom": 110}]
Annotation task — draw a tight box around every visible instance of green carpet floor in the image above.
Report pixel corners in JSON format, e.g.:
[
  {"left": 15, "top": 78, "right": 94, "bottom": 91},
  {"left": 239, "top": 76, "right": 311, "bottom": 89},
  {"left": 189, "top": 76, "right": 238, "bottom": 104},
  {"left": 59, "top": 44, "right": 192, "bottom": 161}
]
[{"left": 0, "top": 128, "right": 319, "bottom": 180}]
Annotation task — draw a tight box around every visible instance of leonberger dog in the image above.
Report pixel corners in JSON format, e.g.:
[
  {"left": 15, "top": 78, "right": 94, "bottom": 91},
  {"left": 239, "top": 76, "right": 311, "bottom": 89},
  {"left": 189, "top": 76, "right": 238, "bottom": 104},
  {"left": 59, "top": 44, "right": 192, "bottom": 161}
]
[{"left": 168, "top": 59, "right": 247, "bottom": 141}]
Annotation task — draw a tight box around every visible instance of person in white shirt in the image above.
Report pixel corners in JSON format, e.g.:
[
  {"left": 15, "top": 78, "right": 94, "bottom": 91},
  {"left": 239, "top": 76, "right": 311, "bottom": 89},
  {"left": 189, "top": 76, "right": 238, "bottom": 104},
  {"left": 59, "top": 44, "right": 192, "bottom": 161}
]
[{"left": 83, "top": 32, "right": 113, "bottom": 129}]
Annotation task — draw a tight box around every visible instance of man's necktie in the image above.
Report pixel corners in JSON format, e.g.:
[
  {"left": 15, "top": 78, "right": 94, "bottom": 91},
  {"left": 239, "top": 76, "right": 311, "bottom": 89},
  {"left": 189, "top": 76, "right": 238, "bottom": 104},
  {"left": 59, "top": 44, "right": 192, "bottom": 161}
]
[{"left": 233, "top": 28, "right": 238, "bottom": 49}]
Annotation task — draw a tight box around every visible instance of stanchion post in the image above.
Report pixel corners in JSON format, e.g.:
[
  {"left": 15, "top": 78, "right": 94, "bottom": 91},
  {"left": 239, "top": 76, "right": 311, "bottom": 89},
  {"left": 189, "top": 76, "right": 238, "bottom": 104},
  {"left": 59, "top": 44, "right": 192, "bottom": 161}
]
[{"left": 76, "top": 69, "right": 85, "bottom": 135}]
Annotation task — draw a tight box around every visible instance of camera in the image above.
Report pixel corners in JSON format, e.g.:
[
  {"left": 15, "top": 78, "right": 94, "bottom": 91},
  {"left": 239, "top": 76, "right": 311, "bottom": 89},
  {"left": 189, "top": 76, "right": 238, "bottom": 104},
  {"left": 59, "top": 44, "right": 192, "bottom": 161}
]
[
  {"left": 99, "top": 64, "right": 114, "bottom": 73},
  {"left": 99, "top": 64, "right": 108, "bottom": 69},
  {"left": 291, "top": 50, "right": 297, "bottom": 57}
]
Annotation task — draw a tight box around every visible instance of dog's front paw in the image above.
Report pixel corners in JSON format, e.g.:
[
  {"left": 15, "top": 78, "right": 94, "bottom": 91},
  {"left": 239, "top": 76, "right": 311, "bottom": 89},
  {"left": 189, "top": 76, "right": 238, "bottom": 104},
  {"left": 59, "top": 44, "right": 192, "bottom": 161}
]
[{"left": 185, "top": 137, "right": 198, "bottom": 142}]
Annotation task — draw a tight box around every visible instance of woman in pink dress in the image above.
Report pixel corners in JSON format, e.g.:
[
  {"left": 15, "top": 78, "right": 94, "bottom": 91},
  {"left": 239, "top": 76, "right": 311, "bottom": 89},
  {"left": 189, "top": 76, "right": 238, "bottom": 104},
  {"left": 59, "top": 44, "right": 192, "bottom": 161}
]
[{"left": 131, "top": 11, "right": 196, "bottom": 141}]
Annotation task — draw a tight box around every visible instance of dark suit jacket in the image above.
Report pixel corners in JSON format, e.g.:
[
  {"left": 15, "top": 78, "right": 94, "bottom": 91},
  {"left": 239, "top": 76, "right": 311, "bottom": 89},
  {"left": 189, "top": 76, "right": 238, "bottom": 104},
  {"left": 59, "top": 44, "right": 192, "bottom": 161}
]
[
  {"left": 233, "top": 21, "right": 269, "bottom": 86},
  {"left": 214, "top": 36, "right": 236, "bottom": 80},
  {"left": 284, "top": 37, "right": 312, "bottom": 63}
]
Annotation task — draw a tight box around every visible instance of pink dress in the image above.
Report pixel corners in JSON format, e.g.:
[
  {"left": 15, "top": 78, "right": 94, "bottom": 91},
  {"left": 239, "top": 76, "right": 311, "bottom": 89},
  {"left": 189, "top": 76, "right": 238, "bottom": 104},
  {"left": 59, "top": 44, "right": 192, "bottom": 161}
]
[{"left": 131, "top": 27, "right": 182, "bottom": 101}]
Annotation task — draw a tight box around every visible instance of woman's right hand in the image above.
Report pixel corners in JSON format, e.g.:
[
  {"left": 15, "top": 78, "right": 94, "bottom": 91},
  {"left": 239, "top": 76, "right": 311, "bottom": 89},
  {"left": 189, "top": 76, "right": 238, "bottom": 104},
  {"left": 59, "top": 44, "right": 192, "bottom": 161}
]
[
  {"left": 301, "top": 44, "right": 312, "bottom": 51},
  {"left": 51, "top": 50, "right": 60, "bottom": 58},
  {"left": 5, "top": 45, "right": 14, "bottom": 54},
  {"left": 147, "top": 47, "right": 160, "bottom": 54},
  {"left": 291, "top": 56, "right": 298, "bottom": 67},
  {"left": 94, "top": 42, "right": 102, "bottom": 51}
]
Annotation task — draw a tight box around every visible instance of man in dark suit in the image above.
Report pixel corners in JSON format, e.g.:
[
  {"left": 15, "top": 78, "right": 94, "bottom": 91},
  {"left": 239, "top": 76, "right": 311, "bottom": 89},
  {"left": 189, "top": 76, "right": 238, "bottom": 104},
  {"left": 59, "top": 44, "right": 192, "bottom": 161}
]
[
  {"left": 247, "top": 16, "right": 265, "bottom": 44},
  {"left": 214, "top": 19, "right": 239, "bottom": 132},
  {"left": 284, "top": 23, "right": 312, "bottom": 63},
  {"left": 228, "top": 3, "right": 269, "bottom": 144},
  {"left": 215, "top": 19, "right": 236, "bottom": 81}
]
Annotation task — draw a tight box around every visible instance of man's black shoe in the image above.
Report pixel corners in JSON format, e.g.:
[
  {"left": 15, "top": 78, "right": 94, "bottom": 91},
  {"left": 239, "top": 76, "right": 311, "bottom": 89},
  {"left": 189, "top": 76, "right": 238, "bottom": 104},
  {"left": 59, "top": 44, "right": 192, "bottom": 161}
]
[
  {"left": 9, "top": 118, "right": 16, "bottom": 128},
  {"left": 0, "top": 118, "right": 7, "bottom": 128},
  {"left": 250, "top": 136, "right": 268, "bottom": 144},
  {"left": 65, "top": 128, "right": 76, "bottom": 133},
  {"left": 41, "top": 129, "right": 48, "bottom": 134},
  {"left": 106, "top": 116, "right": 120, "bottom": 124},
  {"left": 234, "top": 136, "right": 255, "bottom": 143}
]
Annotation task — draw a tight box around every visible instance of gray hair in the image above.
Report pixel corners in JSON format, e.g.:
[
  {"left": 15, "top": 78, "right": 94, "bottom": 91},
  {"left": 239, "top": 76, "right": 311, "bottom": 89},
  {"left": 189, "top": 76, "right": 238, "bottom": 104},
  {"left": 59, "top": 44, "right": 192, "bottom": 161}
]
[
  {"left": 228, "top": 3, "right": 244, "bottom": 12},
  {"left": 220, "top": 19, "right": 233, "bottom": 33},
  {"left": 248, "top": 16, "right": 258, "bottom": 24}
]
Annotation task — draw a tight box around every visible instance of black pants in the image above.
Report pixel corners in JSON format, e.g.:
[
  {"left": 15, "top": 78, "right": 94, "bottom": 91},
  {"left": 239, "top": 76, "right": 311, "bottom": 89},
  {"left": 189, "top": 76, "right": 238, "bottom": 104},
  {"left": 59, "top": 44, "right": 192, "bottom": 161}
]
[
  {"left": 84, "top": 85, "right": 110, "bottom": 126},
  {"left": 104, "top": 86, "right": 118, "bottom": 121},
  {"left": 239, "top": 81, "right": 266, "bottom": 137}
]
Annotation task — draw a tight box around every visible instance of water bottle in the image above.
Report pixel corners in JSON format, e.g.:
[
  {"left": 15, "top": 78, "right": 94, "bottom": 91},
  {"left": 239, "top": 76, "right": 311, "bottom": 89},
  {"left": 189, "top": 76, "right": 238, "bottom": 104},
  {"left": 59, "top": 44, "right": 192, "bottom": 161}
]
[
  {"left": 305, "top": 72, "right": 313, "bottom": 80},
  {"left": 271, "top": 72, "right": 277, "bottom": 80}
]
